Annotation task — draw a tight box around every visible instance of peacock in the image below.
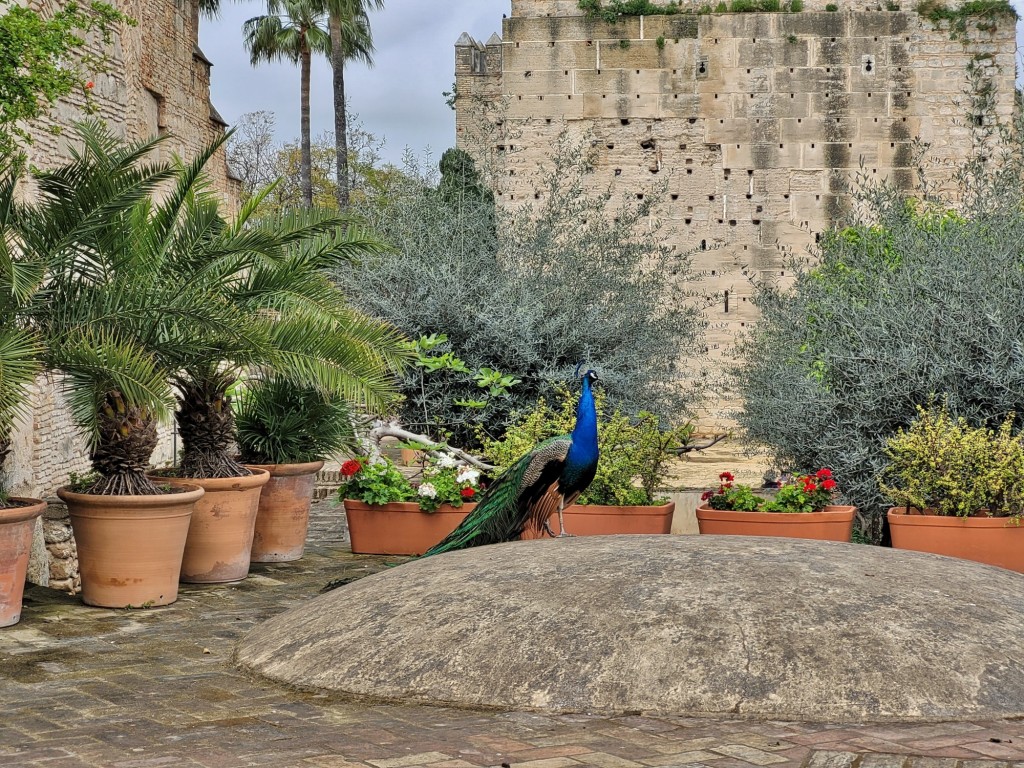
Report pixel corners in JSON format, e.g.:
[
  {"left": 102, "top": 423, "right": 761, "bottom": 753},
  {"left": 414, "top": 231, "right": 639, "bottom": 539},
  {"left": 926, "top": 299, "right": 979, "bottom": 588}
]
[{"left": 423, "top": 369, "right": 600, "bottom": 556}]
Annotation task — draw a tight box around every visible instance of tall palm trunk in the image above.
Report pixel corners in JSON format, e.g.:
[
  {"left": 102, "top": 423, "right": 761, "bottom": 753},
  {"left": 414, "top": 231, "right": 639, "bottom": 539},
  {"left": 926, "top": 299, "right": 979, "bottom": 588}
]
[
  {"left": 329, "top": 13, "right": 349, "bottom": 210},
  {"left": 300, "top": 41, "right": 313, "bottom": 207}
]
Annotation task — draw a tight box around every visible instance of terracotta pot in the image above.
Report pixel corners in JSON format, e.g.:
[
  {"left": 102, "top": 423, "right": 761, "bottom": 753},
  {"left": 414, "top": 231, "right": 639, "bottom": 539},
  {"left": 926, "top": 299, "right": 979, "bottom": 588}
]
[
  {"left": 695, "top": 504, "right": 857, "bottom": 542},
  {"left": 344, "top": 500, "right": 476, "bottom": 556},
  {"left": 888, "top": 507, "right": 1024, "bottom": 572},
  {"left": 0, "top": 498, "right": 47, "bottom": 627},
  {"left": 155, "top": 469, "right": 270, "bottom": 583},
  {"left": 247, "top": 460, "right": 324, "bottom": 562},
  {"left": 521, "top": 502, "right": 676, "bottom": 539},
  {"left": 58, "top": 485, "right": 203, "bottom": 608}
]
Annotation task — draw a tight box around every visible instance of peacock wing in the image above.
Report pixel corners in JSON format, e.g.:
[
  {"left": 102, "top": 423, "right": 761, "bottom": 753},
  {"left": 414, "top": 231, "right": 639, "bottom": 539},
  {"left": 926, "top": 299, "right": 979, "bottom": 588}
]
[{"left": 423, "top": 436, "right": 571, "bottom": 556}]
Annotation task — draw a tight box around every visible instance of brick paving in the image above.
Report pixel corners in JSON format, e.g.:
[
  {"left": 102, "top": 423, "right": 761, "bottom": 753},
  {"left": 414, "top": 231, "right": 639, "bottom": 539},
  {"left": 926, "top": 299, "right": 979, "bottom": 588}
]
[{"left": 2, "top": 502, "right": 1024, "bottom": 768}]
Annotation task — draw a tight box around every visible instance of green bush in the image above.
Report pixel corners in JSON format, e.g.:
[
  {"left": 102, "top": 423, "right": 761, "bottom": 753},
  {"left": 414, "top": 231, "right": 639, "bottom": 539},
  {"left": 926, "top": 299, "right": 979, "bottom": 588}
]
[
  {"left": 235, "top": 377, "right": 354, "bottom": 465},
  {"left": 880, "top": 403, "right": 1024, "bottom": 517},
  {"left": 732, "top": 115, "right": 1024, "bottom": 541},
  {"left": 340, "top": 139, "right": 706, "bottom": 448}
]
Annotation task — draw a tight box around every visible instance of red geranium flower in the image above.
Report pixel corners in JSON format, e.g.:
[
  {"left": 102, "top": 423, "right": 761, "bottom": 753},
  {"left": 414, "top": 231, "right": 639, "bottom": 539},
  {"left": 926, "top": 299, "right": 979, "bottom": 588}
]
[
  {"left": 340, "top": 459, "right": 362, "bottom": 478},
  {"left": 821, "top": 478, "right": 837, "bottom": 491},
  {"left": 701, "top": 490, "right": 713, "bottom": 501},
  {"left": 461, "top": 487, "right": 476, "bottom": 499},
  {"left": 803, "top": 480, "right": 817, "bottom": 493},
  {"left": 816, "top": 468, "right": 833, "bottom": 479},
  {"left": 719, "top": 471, "right": 735, "bottom": 482},
  {"left": 85, "top": 80, "right": 94, "bottom": 89}
]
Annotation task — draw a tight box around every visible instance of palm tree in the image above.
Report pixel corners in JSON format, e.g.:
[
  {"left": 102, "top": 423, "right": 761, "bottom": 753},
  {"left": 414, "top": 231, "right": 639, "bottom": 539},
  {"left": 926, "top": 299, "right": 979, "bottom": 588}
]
[
  {"left": 16, "top": 122, "right": 410, "bottom": 492},
  {"left": 324, "top": 0, "right": 382, "bottom": 209},
  {"left": 244, "top": 0, "right": 331, "bottom": 207},
  {"left": 0, "top": 158, "right": 44, "bottom": 500}
]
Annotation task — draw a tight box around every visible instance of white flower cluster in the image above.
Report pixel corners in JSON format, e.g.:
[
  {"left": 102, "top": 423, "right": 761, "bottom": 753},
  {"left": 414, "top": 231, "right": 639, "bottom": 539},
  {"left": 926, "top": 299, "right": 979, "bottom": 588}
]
[
  {"left": 435, "top": 455, "right": 458, "bottom": 468},
  {"left": 417, "top": 483, "right": 437, "bottom": 498},
  {"left": 456, "top": 468, "right": 480, "bottom": 486}
]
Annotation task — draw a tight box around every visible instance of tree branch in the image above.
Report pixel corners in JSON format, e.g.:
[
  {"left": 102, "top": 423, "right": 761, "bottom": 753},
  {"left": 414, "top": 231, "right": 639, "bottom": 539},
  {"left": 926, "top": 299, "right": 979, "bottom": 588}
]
[{"left": 365, "top": 421, "right": 495, "bottom": 472}]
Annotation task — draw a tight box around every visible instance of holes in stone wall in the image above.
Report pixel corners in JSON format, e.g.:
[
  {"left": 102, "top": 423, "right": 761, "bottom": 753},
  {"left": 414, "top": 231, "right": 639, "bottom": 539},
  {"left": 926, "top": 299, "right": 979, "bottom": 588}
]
[
  {"left": 614, "top": 169, "right": 622, "bottom": 176},
  {"left": 621, "top": 118, "right": 630, "bottom": 126}
]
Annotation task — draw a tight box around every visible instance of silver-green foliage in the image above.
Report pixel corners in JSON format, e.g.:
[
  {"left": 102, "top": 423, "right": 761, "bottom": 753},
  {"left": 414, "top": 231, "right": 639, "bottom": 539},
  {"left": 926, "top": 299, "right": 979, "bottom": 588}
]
[
  {"left": 338, "top": 136, "right": 705, "bottom": 445},
  {"left": 733, "top": 118, "right": 1024, "bottom": 542}
]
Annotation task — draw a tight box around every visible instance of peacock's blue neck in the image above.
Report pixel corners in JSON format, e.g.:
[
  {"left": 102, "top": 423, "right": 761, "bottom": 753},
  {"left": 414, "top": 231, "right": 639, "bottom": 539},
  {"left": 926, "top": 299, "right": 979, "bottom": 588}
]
[{"left": 567, "top": 377, "right": 599, "bottom": 467}]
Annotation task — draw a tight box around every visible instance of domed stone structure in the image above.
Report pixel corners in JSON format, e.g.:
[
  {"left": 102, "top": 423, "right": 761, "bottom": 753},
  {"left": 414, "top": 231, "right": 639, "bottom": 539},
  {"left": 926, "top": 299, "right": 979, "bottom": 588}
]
[{"left": 235, "top": 536, "right": 1024, "bottom": 722}]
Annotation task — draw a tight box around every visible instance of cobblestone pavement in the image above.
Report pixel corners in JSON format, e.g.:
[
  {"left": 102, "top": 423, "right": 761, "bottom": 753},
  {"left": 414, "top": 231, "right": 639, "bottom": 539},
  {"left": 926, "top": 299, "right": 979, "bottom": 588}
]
[{"left": 3, "top": 502, "right": 1024, "bottom": 768}]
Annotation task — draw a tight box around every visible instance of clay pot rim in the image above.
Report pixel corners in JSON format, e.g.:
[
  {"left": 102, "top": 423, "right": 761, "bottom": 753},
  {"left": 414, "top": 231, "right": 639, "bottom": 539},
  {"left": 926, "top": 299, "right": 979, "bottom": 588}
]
[
  {"left": 697, "top": 504, "right": 857, "bottom": 521},
  {"left": 566, "top": 502, "right": 676, "bottom": 515},
  {"left": 343, "top": 500, "right": 476, "bottom": 513},
  {"left": 149, "top": 467, "right": 270, "bottom": 491},
  {"left": 244, "top": 460, "right": 325, "bottom": 477},
  {"left": 0, "top": 497, "right": 47, "bottom": 524},
  {"left": 887, "top": 507, "right": 1024, "bottom": 527},
  {"left": 58, "top": 484, "right": 205, "bottom": 507}
]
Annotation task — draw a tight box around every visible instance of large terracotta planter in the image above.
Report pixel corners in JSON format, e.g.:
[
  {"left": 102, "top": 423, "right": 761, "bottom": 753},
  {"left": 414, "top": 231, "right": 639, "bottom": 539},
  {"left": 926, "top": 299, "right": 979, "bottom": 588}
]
[
  {"left": 344, "top": 500, "right": 476, "bottom": 556},
  {"left": 0, "top": 498, "right": 47, "bottom": 627},
  {"left": 888, "top": 507, "right": 1024, "bottom": 572},
  {"left": 58, "top": 485, "right": 203, "bottom": 608},
  {"left": 156, "top": 469, "right": 270, "bottom": 583},
  {"left": 696, "top": 504, "right": 857, "bottom": 542},
  {"left": 522, "top": 502, "right": 676, "bottom": 538},
  {"left": 247, "top": 460, "right": 324, "bottom": 562}
]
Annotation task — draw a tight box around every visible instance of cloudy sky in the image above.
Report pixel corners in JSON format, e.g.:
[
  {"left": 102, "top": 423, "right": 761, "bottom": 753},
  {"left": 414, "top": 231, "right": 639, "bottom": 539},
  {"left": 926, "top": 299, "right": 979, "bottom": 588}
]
[
  {"left": 200, "top": 1, "right": 1024, "bottom": 166},
  {"left": 201, "top": 1, "right": 511, "bottom": 165}
]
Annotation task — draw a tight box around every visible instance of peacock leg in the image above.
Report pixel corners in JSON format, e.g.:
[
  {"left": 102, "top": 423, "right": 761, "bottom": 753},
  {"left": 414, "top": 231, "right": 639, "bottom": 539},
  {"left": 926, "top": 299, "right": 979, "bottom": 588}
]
[
  {"left": 556, "top": 499, "right": 574, "bottom": 537},
  {"left": 542, "top": 520, "right": 556, "bottom": 537}
]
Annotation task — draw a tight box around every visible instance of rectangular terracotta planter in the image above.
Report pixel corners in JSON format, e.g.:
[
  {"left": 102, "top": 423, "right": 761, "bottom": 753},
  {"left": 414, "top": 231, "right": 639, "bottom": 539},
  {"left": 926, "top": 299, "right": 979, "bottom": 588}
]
[
  {"left": 696, "top": 504, "right": 857, "bottom": 542},
  {"left": 344, "top": 500, "right": 475, "bottom": 556},
  {"left": 522, "top": 502, "right": 676, "bottom": 538},
  {"left": 888, "top": 507, "right": 1024, "bottom": 572}
]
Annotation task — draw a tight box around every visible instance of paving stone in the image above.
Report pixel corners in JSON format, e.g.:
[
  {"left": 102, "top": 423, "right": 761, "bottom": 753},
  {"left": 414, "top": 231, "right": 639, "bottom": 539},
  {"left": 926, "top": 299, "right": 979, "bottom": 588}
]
[{"left": 2, "top": 501, "right": 1024, "bottom": 768}]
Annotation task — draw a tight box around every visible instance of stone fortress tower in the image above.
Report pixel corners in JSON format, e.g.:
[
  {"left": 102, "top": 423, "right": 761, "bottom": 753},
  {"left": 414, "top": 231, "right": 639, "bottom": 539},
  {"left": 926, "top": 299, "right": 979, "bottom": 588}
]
[{"left": 453, "top": 0, "right": 1018, "bottom": 444}]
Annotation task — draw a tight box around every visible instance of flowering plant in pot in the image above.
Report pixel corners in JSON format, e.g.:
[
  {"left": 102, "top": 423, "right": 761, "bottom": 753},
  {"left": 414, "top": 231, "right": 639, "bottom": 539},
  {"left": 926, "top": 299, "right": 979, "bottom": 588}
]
[
  {"left": 881, "top": 403, "right": 1024, "bottom": 571},
  {"left": 339, "top": 456, "right": 483, "bottom": 555},
  {"left": 697, "top": 469, "right": 855, "bottom": 541}
]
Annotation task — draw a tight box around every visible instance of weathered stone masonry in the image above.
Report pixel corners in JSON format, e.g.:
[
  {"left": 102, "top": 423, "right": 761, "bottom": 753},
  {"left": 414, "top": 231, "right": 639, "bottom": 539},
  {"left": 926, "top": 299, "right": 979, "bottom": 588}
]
[{"left": 454, "top": 0, "right": 1017, "bottom": 439}]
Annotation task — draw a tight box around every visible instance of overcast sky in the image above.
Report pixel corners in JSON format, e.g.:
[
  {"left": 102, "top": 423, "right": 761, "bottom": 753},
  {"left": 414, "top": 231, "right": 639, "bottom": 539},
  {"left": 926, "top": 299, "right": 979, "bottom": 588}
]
[
  {"left": 200, "top": 1, "right": 1024, "bottom": 167},
  {"left": 201, "top": 1, "right": 511, "bottom": 165}
]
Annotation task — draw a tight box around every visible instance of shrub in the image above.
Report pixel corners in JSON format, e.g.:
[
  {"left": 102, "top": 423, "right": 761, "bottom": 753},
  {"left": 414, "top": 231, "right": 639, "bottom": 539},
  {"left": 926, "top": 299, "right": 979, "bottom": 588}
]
[
  {"left": 732, "top": 114, "right": 1024, "bottom": 541},
  {"left": 340, "top": 138, "right": 705, "bottom": 448},
  {"left": 880, "top": 403, "right": 1024, "bottom": 517},
  {"left": 235, "top": 377, "right": 354, "bottom": 465}
]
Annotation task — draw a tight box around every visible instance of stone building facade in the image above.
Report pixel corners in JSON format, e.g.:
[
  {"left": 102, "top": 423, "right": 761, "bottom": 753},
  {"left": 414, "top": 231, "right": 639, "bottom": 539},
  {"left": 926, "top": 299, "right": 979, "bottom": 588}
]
[
  {"left": 453, "top": 0, "right": 1017, "bottom": 441},
  {"left": 10, "top": 0, "right": 240, "bottom": 588}
]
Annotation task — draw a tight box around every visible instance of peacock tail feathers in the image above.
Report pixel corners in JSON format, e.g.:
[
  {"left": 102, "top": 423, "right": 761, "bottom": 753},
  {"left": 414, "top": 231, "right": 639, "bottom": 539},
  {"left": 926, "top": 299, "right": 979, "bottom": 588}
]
[{"left": 423, "top": 436, "right": 570, "bottom": 556}]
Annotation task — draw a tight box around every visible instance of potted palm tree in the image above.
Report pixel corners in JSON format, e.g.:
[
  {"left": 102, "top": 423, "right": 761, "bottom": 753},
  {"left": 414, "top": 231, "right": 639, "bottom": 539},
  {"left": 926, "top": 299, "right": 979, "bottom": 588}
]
[
  {"left": 18, "top": 125, "right": 238, "bottom": 607},
  {"left": 236, "top": 376, "right": 352, "bottom": 561},
  {"left": 150, "top": 204, "right": 409, "bottom": 581},
  {"left": 0, "top": 158, "right": 48, "bottom": 626}
]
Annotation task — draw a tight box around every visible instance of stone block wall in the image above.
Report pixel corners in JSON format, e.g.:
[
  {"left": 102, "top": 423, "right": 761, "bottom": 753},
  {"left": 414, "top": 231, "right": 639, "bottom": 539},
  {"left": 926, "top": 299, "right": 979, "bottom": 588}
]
[{"left": 455, "top": 3, "right": 1017, "bottom": 444}]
